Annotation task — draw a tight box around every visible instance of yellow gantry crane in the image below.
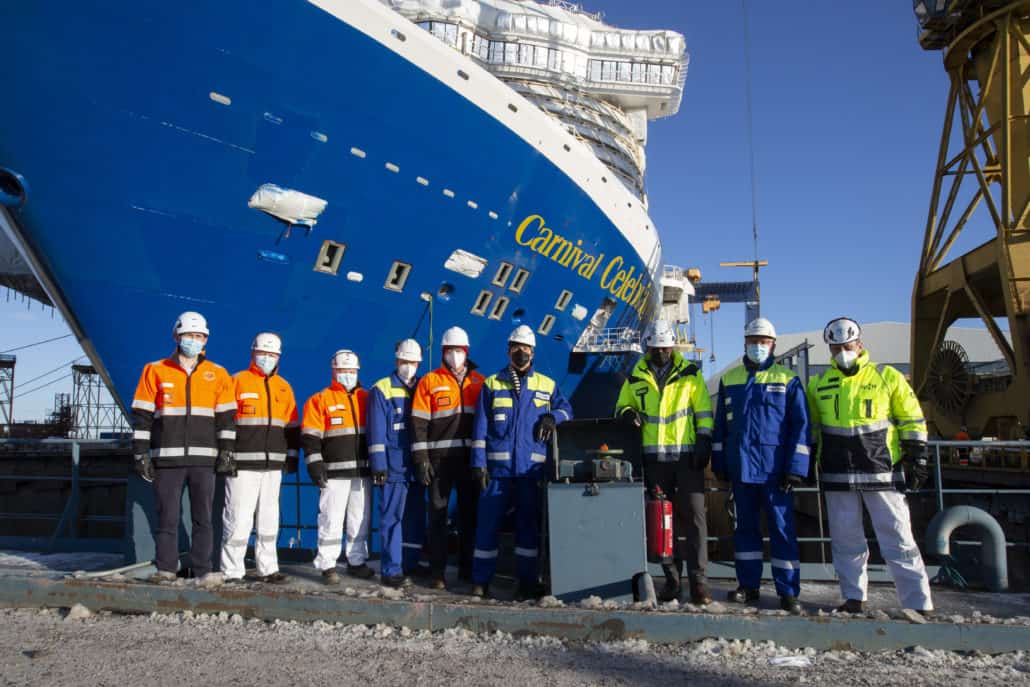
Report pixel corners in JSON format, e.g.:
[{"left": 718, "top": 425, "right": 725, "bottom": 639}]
[{"left": 912, "top": 1, "right": 1030, "bottom": 439}]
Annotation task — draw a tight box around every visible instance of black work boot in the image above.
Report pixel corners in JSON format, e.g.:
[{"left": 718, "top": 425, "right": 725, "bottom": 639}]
[
  {"left": 779, "top": 595, "right": 802, "bottom": 615},
  {"left": 381, "top": 574, "right": 413, "bottom": 589},
  {"left": 834, "top": 599, "right": 864, "bottom": 614},
  {"left": 689, "top": 579, "right": 712, "bottom": 606},
  {"left": 658, "top": 563, "right": 681, "bottom": 602},
  {"left": 347, "top": 563, "right": 375, "bottom": 580},
  {"left": 470, "top": 583, "right": 489, "bottom": 598},
  {"left": 322, "top": 569, "right": 342, "bottom": 585},
  {"left": 727, "top": 587, "right": 760, "bottom": 604},
  {"left": 515, "top": 580, "right": 543, "bottom": 602}
]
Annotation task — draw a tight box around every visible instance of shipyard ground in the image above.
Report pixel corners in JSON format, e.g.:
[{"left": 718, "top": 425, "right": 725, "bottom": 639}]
[{"left": 1, "top": 552, "right": 1029, "bottom": 684}]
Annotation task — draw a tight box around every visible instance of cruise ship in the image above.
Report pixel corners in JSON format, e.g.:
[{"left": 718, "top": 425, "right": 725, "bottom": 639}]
[{"left": 0, "top": 0, "right": 690, "bottom": 417}]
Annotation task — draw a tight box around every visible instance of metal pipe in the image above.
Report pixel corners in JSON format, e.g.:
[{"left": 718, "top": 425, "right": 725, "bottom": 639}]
[
  {"left": 933, "top": 444, "right": 945, "bottom": 512},
  {"left": 925, "top": 505, "right": 1009, "bottom": 591}
]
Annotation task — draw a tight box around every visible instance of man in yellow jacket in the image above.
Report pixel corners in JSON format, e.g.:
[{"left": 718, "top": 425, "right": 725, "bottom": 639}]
[
  {"left": 616, "top": 320, "right": 714, "bottom": 604},
  {"left": 807, "top": 317, "right": 933, "bottom": 615}
]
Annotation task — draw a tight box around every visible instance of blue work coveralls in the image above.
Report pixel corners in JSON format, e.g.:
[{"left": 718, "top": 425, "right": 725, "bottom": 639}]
[
  {"left": 368, "top": 372, "right": 427, "bottom": 578},
  {"left": 470, "top": 367, "right": 572, "bottom": 586},
  {"left": 712, "top": 356, "right": 810, "bottom": 597}
]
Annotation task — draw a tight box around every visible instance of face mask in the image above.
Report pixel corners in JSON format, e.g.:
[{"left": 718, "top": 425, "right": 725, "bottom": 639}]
[
  {"left": 396, "top": 363, "right": 417, "bottom": 384},
  {"left": 834, "top": 349, "right": 859, "bottom": 370},
  {"left": 649, "top": 350, "right": 672, "bottom": 367},
  {"left": 178, "top": 337, "right": 203, "bottom": 358},
  {"left": 254, "top": 354, "right": 277, "bottom": 375},
  {"left": 510, "top": 350, "right": 532, "bottom": 369},
  {"left": 444, "top": 349, "right": 466, "bottom": 370},
  {"left": 336, "top": 372, "right": 358, "bottom": 390},
  {"left": 746, "top": 344, "right": 770, "bottom": 365}
]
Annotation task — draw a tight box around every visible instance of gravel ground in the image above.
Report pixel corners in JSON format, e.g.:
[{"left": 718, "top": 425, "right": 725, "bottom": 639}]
[{"left": 1, "top": 607, "right": 1028, "bottom": 687}]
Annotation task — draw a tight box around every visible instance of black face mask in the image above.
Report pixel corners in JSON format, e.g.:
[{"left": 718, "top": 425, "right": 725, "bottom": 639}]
[
  {"left": 510, "top": 350, "right": 532, "bottom": 369},
  {"left": 649, "top": 350, "right": 672, "bottom": 367}
]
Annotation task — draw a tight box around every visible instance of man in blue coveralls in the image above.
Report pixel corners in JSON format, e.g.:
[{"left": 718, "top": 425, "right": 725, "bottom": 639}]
[
  {"left": 368, "top": 339, "right": 427, "bottom": 588},
  {"left": 469, "top": 325, "right": 573, "bottom": 600},
  {"left": 712, "top": 318, "right": 809, "bottom": 614}
]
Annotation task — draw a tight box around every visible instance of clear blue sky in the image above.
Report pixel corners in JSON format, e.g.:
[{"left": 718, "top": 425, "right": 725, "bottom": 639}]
[{"left": 0, "top": 1, "right": 991, "bottom": 420}]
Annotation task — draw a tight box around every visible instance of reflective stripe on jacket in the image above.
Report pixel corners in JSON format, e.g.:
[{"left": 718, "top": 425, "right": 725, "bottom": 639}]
[
  {"left": 301, "top": 381, "right": 369, "bottom": 478},
  {"left": 410, "top": 366, "right": 485, "bottom": 466},
  {"left": 614, "top": 352, "right": 713, "bottom": 462},
  {"left": 368, "top": 373, "right": 417, "bottom": 482},
  {"left": 712, "top": 357, "right": 810, "bottom": 484},
  {"left": 471, "top": 367, "right": 573, "bottom": 478},
  {"left": 806, "top": 350, "right": 927, "bottom": 491},
  {"left": 131, "top": 355, "right": 236, "bottom": 468},
  {"left": 232, "top": 365, "right": 300, "bottom": 471}
]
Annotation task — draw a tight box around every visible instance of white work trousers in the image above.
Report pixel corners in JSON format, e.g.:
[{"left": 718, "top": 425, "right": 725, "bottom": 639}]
[
  {"left": 825, "top": 490, "right": 934, "bottom": 611},
  {"left": 313, "top": 477, "right": 371, "bottom": 571},
  {"left": 220, "top": 470, "right": 283, "bottom": 579}
]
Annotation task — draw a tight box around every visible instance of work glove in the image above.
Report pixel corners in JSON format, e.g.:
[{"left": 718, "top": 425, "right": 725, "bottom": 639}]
[
  {"left": 534, "top": 413, "right": 557, "bottom": 443},
  {"left": 780, "top": 473, "right": 804, "bottom": 494},
  {"left": 901, "top": 441, "right": 929, "bottom": 493},
  {"left": 473, "top": 466, "right": 490, "bottom": 492},
  {"left": 372, "top": 470, "right": 388, "bottom": 487},
  {"left": 133, "top": 453, "right": 155, "bottom": 483},
  {"left": 215, "top": 449, "right": 237, "bottom": 477},
  {"left": 619, "top": 407, "right": 642, "bottom": 428},
  {"left": 417, "top": 461, "right": 435, "bottom": 487},
  {"left": 686, "top": 434, "right": 712, "bottom": 470},
  {"left": 285, "top": 456, "right": 298, "bottom": 475},
  {"left": 307, "top": 461, "right": 329, "bottom": 488}
]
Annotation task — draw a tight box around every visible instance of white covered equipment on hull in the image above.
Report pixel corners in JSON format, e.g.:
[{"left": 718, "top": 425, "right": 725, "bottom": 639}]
[{"left": 248, "top": 184, "right": 328, "bottom": 227}]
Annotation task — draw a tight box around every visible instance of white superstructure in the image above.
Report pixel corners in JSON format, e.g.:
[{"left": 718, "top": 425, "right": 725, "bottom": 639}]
[{"left": 380, "top": 0, "right": 688, "bottom": 198}]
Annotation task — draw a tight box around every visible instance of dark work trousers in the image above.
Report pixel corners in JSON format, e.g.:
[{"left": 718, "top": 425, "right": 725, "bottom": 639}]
[
  {"left": 644, "top": 458, "right": 708, "bottom": 581},
  {"left": 154, "top": 466, "right": 216, "bottom": 576},
  {"left": 427, "top": 458, "right": 479, "bottom": 578}
]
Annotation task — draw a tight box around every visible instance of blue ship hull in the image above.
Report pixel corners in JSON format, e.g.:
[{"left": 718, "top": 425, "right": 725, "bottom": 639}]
[{"left": 1, "top": 0, "right": 659, "bottom": 413}]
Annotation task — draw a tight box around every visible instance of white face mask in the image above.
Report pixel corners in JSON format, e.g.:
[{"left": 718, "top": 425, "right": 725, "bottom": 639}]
[
  {"left": 335, "top": 372, "right": 358, "bottom": 390},
  {"left": 444, "top": 349, "right": 466, "bottom": 371},
  {"left": 745, "top": 344, "right": 770, "bottom": 365},
  {"left": 834, "top": 349, "right": 859, "bottom": 370},
  {"left": 396, "top": 363, "right": 417, "bottom": 384},
  {"left": 253, "top": 354, "right": 277, "bottom": 375}
]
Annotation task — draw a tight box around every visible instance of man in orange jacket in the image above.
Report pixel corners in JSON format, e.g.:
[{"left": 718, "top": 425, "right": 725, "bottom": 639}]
[
  {"left": 220, "top": 332, "right": 300, "bottom": 584},
  {"left": 411, "top": 326, "right": 485, "bottom": 589},
  {"left": 130, "top": 311, "right": 235, "bottom": 582},
  {"left": 302, "top": 350, "right": 375, "bottom": 584}
]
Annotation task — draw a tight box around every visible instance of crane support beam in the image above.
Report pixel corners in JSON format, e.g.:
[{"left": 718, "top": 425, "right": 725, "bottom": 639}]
[{"left": 912, "top": 1, "right": 1030, "bottom": 440}]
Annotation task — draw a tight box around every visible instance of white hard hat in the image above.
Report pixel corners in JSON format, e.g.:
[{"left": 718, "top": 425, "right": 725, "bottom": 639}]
[
  {"left": 441, "top": 326, "right": 469, "bottom": 348},
  {"left": 331, "top": 349, "right": 360, "bottom": 369},
  {"left": 643, "top": 320, "right": 676, "bottom": 348},
  {"left": 252, "top": 332, "right": 282, "bottom": 355},
  {"left": 744, "top": 317, "right": 777, "bottom": 339},
  {"left": 173, "top": 311, "right": 209, "bottom": 336},
  {"left": 508, "top": 325, "right": 536, "bottom": 347},
  {"left": 823, "top": 317, "right": 861, "bottom": 345},
  {"left": 395, "top": 338, "right": 422, "bottom": 362}
]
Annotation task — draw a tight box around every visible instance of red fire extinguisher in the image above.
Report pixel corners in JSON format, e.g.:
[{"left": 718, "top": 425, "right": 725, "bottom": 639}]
[{"left": 646, "top": 486, "right": 674, "bottom": 563}]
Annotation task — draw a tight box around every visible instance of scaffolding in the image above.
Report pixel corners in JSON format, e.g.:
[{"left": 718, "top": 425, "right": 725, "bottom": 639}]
[
  {"left": 70, "top": 365, "right": 128, "bottom": 439},
  {"left": 0, "top": 355, "right": 13, "bottom": 437}
]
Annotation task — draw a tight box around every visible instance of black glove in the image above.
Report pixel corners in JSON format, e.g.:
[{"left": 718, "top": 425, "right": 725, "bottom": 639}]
[
  {"left": 780, "top": 473, "right": 804, "bottom": 494},
  {"left": 687, "top": 434, "right": 712, "bottom": 470},
  {"left": 901, "top": 441, "right": 929, "bottom": 493},
  {"left": 534, "top": 413, "right": 557, "bottom": 442},
  {"left": 372, "top": 470, "right": 387, "bottom": 487},
  {"left": 133, "top": 453, "right": 155, "bottom": 482},
  {"left": 285, "top": 456, "right": 298, "bottom": 475},
  {"left": 417, "top": 461, "right": 435, "bottom": 487},
  {"left": 473, "top": 467, "right": 490, "bottom": 492},
  {"left": 307, "top": 461, "right": 329, "bottom": 488},
  {"left": 619, "top": 407, "right": 642, "bottom": 428},
  {"left": 215, "top": 449, "right": 237, "bottom": 477}
]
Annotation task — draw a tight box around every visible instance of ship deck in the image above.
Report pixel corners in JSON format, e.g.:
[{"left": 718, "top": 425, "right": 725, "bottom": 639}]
[{"left": 1, "top": 550, "right": 1028, "bottom": 653}]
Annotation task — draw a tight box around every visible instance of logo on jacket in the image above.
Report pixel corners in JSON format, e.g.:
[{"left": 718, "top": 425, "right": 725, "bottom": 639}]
[{"left": 203, "top": 371, "right": 216, "bottom": 382}]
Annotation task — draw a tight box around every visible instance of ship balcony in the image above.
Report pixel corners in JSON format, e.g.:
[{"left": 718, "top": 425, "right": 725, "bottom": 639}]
[
  {"left": 660, "top": 265, "right": 694, "bottom": 305},
  {"left": 572, "top": 326, "right": 642, "bottom": 354}
]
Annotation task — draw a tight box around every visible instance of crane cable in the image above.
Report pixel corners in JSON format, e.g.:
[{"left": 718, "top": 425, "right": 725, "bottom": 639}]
[
  {"left": 741, "top": 0, "right": 760, "bottom": 266},
  {"left": 0, "top": 333, "right": 74, "bottom": 355}
]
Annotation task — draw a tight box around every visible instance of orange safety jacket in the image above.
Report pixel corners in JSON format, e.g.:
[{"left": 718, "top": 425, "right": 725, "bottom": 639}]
[
  {"left": 301, "top": 381, "right": 370, "bottom": 479},
  {"left": 233, "top": 364, "right": 300, "bottom": 472},
  {"left": 411, "top": 366, "right": 485, "bottom": 466},
  {"left": 131, "top": 355, "right": 236, "bottom": 468}
]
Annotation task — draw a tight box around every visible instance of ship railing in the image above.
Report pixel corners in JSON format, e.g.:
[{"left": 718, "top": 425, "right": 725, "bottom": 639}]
[
  {"left": 546, "top": 0, "right": 603, "bottom": 22},
  {"left": 572, "top": 327, "right": 641, "bottom": 354},
  {"left": 701, "top": 439, "right": 1030, "bottom": 582}
]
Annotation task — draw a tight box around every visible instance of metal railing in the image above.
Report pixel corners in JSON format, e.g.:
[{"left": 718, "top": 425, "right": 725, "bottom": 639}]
[{"left": 573, "top": 326, "right": 642, "bottom": 353}]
